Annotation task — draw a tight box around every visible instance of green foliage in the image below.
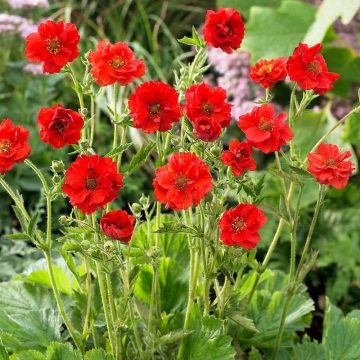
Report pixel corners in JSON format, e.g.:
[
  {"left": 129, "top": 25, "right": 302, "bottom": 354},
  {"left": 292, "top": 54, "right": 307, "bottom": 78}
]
[
  {"left": 0, "top": 309, "right": 61, "bottom": 353},
  {"left": 84, "top": 349, "right": 115, "bottom": 360},
  {"left": 241, "top": 1, "right": 316, "bottom": 62},
  {"left": 46, "top": 342, "right": 81, "bottom": 360},
  {"left": 12, "top": 350, "right": 46, "bottom": 360},
  {"left": 303, "top": 0, "right": 360, "bottom": 44},
  {"left": 187, "top": 316, "right": 235, "bottom": 360},
  {"left": 216, "top": 0, "right": 283, "bottom": 19}
]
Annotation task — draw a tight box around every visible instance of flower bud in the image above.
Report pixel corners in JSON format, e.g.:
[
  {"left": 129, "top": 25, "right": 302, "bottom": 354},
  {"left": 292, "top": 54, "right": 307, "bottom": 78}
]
[
  {"left": 52, "top": 174, "right": 62, "bottom": 184},
  {"left": 51, "top": 160, "right": 65, "bottom": 173},
  {"left": 139, "top": 194, "right": 149, "bottom": 206},
  {"left": 171, "top": 136, "right": 181, "bottom": 146},
  {"left": 131, "top": 203, "right": 142, "bottom": 214},
  {"left": 81, "top": 240, "right": 91, "bottom": 249},
  {"left": 80, "top": 108, "right": 88, "bottom": 117},
  {"left": 210, "top": 144, "right": 222, "bottom": 157},
  {"left": 79, "top": 139, "right": 90, "bottom": 150},
  {"left": 59, "top": 215, "right": 67, "bottom": 225},
  {"left": 104, "top": 241, "right": 114, "bottom": 252}
]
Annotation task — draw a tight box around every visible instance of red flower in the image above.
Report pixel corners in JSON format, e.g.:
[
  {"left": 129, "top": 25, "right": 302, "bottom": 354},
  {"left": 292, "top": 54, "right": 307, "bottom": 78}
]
[
  {"left": 153, "top": 152, "right": 213, "bottom": 211},
  {"left": 203, "top": 7, "right": 245, "bottom": 54},
  {"left": 100, "top": 210, "right": 135, "bottom": 243},
  {"left": 287, "top": 43, "right": 340, "bottom": 95},
  {"left": 88, "top": 39, "right": 146, "bottom": 87},
  {"left": 128, "top": 81, "right": 180, "bottom": 134},
  {"left": 307, "top": 143, "right": 354, "bottom": 189},
  {"left": 24, "top": 20, "right": 80, "bottom": 74},
  {"left": 249, "top": 57, "right": 287, "bottom": 88},
  {"left": 193, "top": 117, "right": 221, "bottom": 142},
  {"left": 220, "top": 140, "right": 256, "bottom": 176},
  {"left": 37, "top": 104, "right": 84, "bottom": 148},
  {"left": 0, "top": 119, "right": 31, "bottom": 174},
  {"left": 219, "top": 203, "right": 266, "bottom": 249},
  {"left": 185, "top": 82, "right": 232, "bottom": 128},
  {"left": 62, "top": 155, "right": 123, "bottom": 214},
  {"left": 237, "top": 104, "right": 294, "bottom": 154}
]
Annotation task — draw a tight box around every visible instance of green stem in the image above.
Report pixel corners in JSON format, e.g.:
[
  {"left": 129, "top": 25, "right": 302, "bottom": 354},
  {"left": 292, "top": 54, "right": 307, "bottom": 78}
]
[
  {"left": 113, "top": 84, "right": 119, "bottom": 149},
  {"left": 295, "top": 184, "right": 324, "bottom": 280},
  {"left": 82, "top": 257, "right": 92, "bottom": 338},
  {"left": 89, "top": 90, "right": 95, "bottom": 147},
  {"left": 25, "top": 160, "right": 52, "bottom": 248},
  {"left": 96, "top": 262, "right": 115, "bottom": 355},
  {"left": 199, "top": 202, "right": 209, "bottom": 316},
  {"left": 44, "top": 250, "right": 82, "bottom": 350},
  {"left": 271, "top": 295, "right": 291, "bottom": 360}
]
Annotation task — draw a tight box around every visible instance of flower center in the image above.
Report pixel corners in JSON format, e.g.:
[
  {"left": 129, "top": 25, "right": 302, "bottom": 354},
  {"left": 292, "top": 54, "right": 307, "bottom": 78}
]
[
  {"left": 308, "top": 60, "right": 322, "bottom": 75},
  {"left": 202, "top": 103, "right": 213, "bottom": 115},
  {"left": 54, "top": 119, "right": 67, "bottom": 133},
  {"left": 85, "top": 177, "right": 97, "bottom": 190},
  {"left": 325, "top": 158, "right": 336, "bottom": 166},
  {"left": 260, "top": 64, "right": 273, "bottom": 74},
  {"left": 149, "top": 103, "right": 161, "bottom": 115},
  {"left": 258, "top": 117, "right": 274, "bottom": 132},
  {"left": 232, "top": 217, "right": 246, "bottom": 232},
  {"left": 175, "top": 174, "right": 189, "bottom": 190},
  {"left": 0, "top": 139, "right": 12, "bottom": 153},
  {"left": 235, "top": 148, "right": 249, "bottom": 159},
  {"left": 45, "top": 37, "right": 61, "bottom": 55},
  {"left": 109, "top": 56, "right": 127, "bottom": 69}
]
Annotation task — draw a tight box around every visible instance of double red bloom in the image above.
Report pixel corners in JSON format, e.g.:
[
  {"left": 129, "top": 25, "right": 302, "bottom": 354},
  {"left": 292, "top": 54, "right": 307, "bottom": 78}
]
[
  {"left": 203, "top": 7, "right": 245, "bottom": 54},
  {"left": 25, "top": 20, "right": 80, "bottom": 74},
  {"left": 153, "top": 152, "right": 213, "bottom": 211},
  {"left": 37, "top": 104, "right": 84, "bottom": 148},
  {"left": 185, "top": 82, "right": 232, "bottom": 128},
  {"left": 193, "top": 117, "right": 221, "bottom": 142},
  {"left": 88, "top": 40, "right": 146, "bottom": 87},
  {"left": 62, "top": 155, "right": 123, "bottom": 214},
  {"left": 287, "top": 43, "right": 340, "bottom": 95},
  {"left": 307, "top": 143, "right": 354, "bottom": 189},
  {"left": 219, "top": 203, "right": 266, "bottom": 249},
  {"left": 249, "top": 57, "right": 287, "bottom": 88},
  {"left": 128, "top": 81, "right": 180, "bottom": 134},
  {"left": 220, "top": 140, "right": 256, "bottom": 176},
  {"left": 100, "top": 210, "right": 135, "bottom": 243},
  {"left": 0, "top": 119, "right": 31, "bottom": 174},
  {"left": 238, "top": 104, "right": 294, "bottom": 154}
]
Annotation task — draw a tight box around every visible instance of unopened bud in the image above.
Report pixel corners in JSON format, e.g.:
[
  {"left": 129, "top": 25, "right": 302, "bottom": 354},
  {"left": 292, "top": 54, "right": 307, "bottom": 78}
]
[
  {"left": 139, "top": 194, "right": 149, "bottom": 206},
  {"left": 210, "top": 145, "right": 222, "bottom": 157},
  {"left": 104, "top": 241, "right": 114, "bottom": 252},
  {"left": 80, "top": 108, "right": 88, "bottom": 117},
  {"left": 79, "top": 139, "right": 90, "bottom": 150},
  {"left": 51, "top": 160, "right": 65, "bottom": 173},
  {"left": 81, "top": 240, "right": 91, "bottom": 249},
  {"left": 131, "top": 203, "right": 142, "bottom": 214},
  {"left": 52, "top": 174, "right": 62, "bottom": 184},
  {"left": 171, "top": 136, "right": 181, "bottom": 146},
  {"left": 59, "top": 215, "right": 67, "bottom": 225},
  {"left": 193, "top": 74, "right": 203, "bottom": 83}
]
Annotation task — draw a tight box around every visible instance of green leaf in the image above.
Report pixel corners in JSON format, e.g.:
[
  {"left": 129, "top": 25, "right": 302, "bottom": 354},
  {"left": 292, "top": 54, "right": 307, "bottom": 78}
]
[
  {"left": 105, "top": 142, "right": 133, "bottom": 158},
  {"left": 342, "top": 111, "right": 360, "bottom": 146},
  {"left": 0, "top": 338, "right": 9, "bottom": 360},
  {"left": 224, "top": 311, "right": 259, "bottom": 333},
  {"left": 322, "top": 297, "right": 343, "bottom": 343},
  {"left": 216, "top": 0, "right": 283, "bottom": 19},
  {"left": 4, "top": 233, "right": 32, "bottom": 241},
  {"left": 12, "top": 350, "right": 46, "bottom": 360},
  {"left": 346, "top": 309, "right": 360, "bottom": 322},
  {"left": 288, "top": 165, "right": 313, "bottom": 178},
  {"left": 304, "top": 0, "right": 360, "bottom": 45},
  {"left": 11, "top": 206, "right": 28, "bottom": 233},
  {"left": 153, "top": 329, "right": 193, "bottom": 349},
  {"left": 241, "top": 1, "right": 316, "bottom": 62},
  {"left": 189, "top": 316, "right": 235, "bottom": 360},
  {"left": 124, "top": 142, "right": 156, "bottom": 175},
  {"left": 84, "top": 349, "right": 115, "bottom": 360},
  {"left": 25, "top": 266, "right": 72, "bottom": 295},
  {"left": 0, "top": 282, "right": 57, "bottom": 315},
  {"left": 46, "top": 342, "right": 82, "bottom": 360},
  {"left": 178, "top": 36, "right": 199, "bottom": 47},
  {"left": 294, "top": 337, "right": 327, "bottom": 360},
  {"left": 134, "top": 257, "right": 188, "bottom": 313},
  {"left": 27, "top": 211, "right": 39, "bottom": 238},
  {"left": 326, "top": 318, "right": 360, "bottom": 359},
  {"left": 0, "top": 309, "right": 61, "bottom": 352},
  {"left": 321, "top": 47, "right": 360, "bottom": 98}
]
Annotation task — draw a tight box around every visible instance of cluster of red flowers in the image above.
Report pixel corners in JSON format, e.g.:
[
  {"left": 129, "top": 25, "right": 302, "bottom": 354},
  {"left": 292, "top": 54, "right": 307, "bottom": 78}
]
[{"left": 18, "top": 8, "right": 355, "bottom": 252}]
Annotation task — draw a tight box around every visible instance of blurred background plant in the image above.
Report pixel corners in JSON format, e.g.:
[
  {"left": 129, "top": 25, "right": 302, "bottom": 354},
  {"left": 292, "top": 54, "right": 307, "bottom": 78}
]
[{"left": 1, "top": 0, "right": 360, "bottom": 343}]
